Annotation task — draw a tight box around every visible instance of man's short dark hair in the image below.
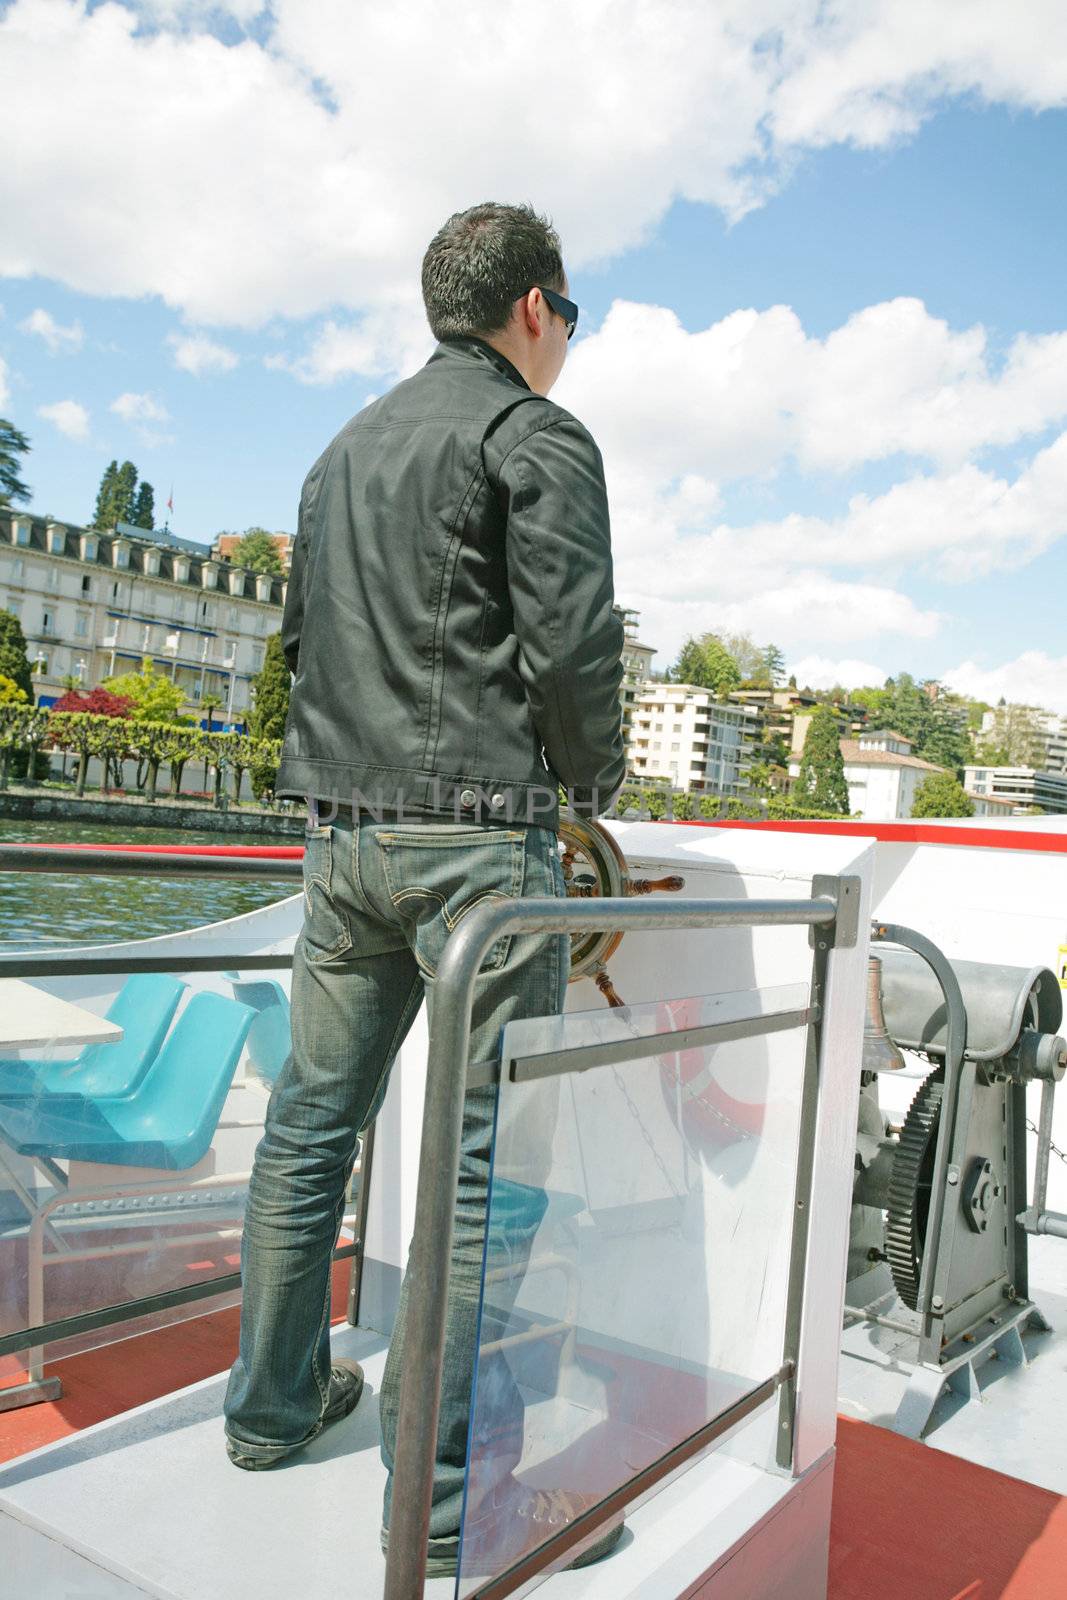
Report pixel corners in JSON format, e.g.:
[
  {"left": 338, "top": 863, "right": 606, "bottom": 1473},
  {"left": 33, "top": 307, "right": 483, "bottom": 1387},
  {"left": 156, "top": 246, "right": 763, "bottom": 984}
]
[{"left": 421, "top": 202, "right": 565, "bottom": 341}]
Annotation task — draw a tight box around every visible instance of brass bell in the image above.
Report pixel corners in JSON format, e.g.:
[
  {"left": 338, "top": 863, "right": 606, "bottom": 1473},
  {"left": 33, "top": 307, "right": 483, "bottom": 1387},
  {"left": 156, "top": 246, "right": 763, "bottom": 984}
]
[{"left": 863, "top": 955, "right": 906, "bottom": 1073}]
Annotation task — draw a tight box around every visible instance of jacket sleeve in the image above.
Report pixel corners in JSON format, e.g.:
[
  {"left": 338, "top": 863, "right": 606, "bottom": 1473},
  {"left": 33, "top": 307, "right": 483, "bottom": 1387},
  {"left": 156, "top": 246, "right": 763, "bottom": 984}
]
[
  {"left": 496, "top": 414, "right": 626, "bottom": 818},
  {"left": 280, "top": 520, "right": 307, "bottom": 678},
  {"left": 280, "top": 451, "right": 330, "bottom": 678}
]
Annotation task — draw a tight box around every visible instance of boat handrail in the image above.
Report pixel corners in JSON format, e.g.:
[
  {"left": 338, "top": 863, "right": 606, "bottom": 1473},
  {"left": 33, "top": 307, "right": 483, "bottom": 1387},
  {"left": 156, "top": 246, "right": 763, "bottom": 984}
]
[{"left": 384, "top": 877, "right": 858, "bottom": 1600}]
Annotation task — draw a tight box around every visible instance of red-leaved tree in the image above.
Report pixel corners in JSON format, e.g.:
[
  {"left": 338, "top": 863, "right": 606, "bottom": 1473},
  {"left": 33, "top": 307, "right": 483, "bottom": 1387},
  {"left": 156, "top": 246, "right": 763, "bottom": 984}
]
[{"left": 51, "top": 688, "right": 134, "bottom": 718}]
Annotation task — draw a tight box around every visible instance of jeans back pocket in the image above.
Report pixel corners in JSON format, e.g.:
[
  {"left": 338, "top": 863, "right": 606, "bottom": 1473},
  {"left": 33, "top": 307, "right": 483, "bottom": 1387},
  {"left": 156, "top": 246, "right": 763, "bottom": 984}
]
[{"left": 375, "top": 826, "right": 525, "bottom": 978}]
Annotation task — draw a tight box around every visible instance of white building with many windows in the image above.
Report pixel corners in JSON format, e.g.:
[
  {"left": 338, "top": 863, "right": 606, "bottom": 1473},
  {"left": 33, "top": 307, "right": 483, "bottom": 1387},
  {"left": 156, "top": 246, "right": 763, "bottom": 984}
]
[
  {"left": 627, "top": 684, "right": 761, "bottom": 795},
  {"left": 964, "top": 765, "right": 1067, "bottom": 815},
  {"left": 614, "top": 607, "right": 656, "bottom": 741},
  {"left": 0, "top": 510, "right": 285, "bottom": 728}
]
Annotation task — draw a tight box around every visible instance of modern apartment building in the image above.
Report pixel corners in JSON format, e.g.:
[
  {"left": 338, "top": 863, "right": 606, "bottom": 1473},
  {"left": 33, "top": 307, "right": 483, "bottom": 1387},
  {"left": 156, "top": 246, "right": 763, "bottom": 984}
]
[
  {"left": 614, "top": 607, "right": 657, "bottom": 740},
  {"left": 0, "top": 510, "right": 285, "bottom": 728},
  {"left": 964, "top": 765, "right": 1067, "bottom": 815},
  {"left": 628, "top": 684, "right": 761, "bottom": 795}
]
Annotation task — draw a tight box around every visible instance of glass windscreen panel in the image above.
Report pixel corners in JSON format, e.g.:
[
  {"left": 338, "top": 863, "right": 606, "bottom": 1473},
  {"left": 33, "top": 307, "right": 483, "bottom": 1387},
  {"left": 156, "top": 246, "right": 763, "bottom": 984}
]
[
  {"left": 456, "top": 984, "right": 811, "bottom": 1599},
  {"left": 0, "top": 953, "right": 359, "bottom": 1380}
]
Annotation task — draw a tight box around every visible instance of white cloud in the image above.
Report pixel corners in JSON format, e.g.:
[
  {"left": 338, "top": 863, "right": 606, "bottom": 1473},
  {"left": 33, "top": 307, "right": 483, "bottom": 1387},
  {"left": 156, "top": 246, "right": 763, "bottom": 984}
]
[
  {"left": 110, "top": 391, "right": 170, "bottom": 424},
  {"left": 769, "top": 1, "right": 1067, "bottom": 151},
  {"left": 167, "top": 331, "right": 239, "bottom": 374},
  {"left": 695, "top": 431, "right": 1067, "bottom": 583},
  {"left": 787, "top": 656, "right": 892, "bottom": 692},
  {"left": 557, "top": 298, "right": 1067, "bottom": 483},
  {"left": 942, "top": 652, "right": 1067, "bottom": 717},
  {"left": 109, "top": 389, "right": 172, "bottom": 446},
  {"left": 19, "top": 307, "right": 84, "bottom": 354},
  {"left": 620, "top": 565, "right": 941, "bottom": 669},
  {"left": 36, "top": 398, "right": 90, "bottom": 441},
  {"left": 0, "top": 1, "right": 1064, "bottom": 327},
  {"left": 547, "top": 295, "right": 1067, "bottom": 627},
  {"left": 266, "top": 303, "right": 433, "bottom": 384}
]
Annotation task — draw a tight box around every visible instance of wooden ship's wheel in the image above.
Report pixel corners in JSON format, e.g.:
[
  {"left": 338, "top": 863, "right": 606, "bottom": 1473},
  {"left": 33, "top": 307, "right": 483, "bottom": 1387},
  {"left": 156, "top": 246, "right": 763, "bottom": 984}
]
[{"left": 555, "top": 813, "right": 685, "bottom": 1007}]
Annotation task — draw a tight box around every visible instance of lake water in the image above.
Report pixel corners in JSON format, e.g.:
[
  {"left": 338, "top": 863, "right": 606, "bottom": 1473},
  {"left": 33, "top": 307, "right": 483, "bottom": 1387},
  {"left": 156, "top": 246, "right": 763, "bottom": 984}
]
[{"left": 0, "top": 818, "right": 297, "bottom": 950}]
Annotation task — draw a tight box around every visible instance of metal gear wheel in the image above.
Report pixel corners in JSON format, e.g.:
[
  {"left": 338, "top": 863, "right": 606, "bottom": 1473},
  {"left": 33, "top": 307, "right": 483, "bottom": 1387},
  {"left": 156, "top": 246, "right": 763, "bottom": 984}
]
[{"left": 885, "top": 1067, "right": 945, "bottom": 1310}]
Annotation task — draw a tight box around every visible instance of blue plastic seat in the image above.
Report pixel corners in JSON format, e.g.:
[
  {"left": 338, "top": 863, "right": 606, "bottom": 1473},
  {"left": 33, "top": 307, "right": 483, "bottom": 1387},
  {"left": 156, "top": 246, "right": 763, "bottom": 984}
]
[
  {"left": 0, "top": 974, "right": 188, "bottom": 1100},
  {"left": 0, "top": 991, "right": 255, "bottom": 1170},
  {"left": 224, "top": 977, "right": 292, "bottom": 1085}
]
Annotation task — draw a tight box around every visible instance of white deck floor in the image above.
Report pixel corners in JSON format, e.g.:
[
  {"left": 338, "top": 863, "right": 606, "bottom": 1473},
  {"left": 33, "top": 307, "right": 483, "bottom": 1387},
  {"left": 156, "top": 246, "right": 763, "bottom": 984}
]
[
  {"left": 837, "top": 1239, "right": 1067, "bottom": 1498},
  {"left": 0, "top": 1324, "right": 831, "bottom": 1600}
]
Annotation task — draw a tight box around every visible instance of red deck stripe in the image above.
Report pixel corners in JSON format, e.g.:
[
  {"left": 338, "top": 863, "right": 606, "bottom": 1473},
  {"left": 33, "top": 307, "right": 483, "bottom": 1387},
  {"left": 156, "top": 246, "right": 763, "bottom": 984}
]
[
  {"left": 646, "top": 817, "right": 1067, "bottom": 855},
  {"left": 11, "top": 819, "right": 1067, "bottom": 857},
  {"left": 12, "top": 841, "right": 304, "bottom": 857}
]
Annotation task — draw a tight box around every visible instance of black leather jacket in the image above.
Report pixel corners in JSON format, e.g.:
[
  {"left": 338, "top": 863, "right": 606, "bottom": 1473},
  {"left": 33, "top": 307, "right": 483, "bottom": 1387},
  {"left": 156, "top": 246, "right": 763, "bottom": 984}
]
[{"left": 276, "top": 336, "right": 626, "bottom": 828}]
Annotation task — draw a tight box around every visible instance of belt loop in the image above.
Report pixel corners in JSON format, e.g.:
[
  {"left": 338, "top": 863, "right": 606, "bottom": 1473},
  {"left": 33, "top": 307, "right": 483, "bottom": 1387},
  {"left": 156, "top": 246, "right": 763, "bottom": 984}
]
[{"left": 306, "top": 791, "right": 319, "bottom": 832}]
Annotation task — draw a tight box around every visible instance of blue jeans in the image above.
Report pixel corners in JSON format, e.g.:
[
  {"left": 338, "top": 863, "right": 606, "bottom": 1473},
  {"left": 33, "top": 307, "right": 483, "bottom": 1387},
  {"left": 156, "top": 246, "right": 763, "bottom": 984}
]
[{"left": 222, "top": 811, "right": 568, "bottom": 1537}]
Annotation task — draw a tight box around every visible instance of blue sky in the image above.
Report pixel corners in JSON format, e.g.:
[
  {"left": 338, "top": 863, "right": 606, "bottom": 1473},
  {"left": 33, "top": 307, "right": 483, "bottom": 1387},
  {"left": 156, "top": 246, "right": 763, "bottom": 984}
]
[{"left": 3, "top": 1, "right": 1067, "bottom": 708}]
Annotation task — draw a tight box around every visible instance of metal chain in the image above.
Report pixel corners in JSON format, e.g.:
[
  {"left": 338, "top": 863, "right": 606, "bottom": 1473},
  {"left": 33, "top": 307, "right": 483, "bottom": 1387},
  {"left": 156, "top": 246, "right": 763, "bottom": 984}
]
[
  {"left": 1027, "top": 1118, "right": 1067, "bottom": 1167},
  {"left": 608, "top": 1057, "right": 685, "bottom": 1198}
]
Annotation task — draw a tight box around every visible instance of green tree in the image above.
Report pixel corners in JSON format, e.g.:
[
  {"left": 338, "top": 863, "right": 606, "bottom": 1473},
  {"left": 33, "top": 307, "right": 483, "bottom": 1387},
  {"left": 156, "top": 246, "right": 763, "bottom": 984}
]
[
  {"left": 48, "top": 711, "right": 116, "bottom": 797},
  {"left": 718, "top": 632, "right": 764, "bottom": 682},
  {"left": 92, "top": 460, "right": 119, "bottom": 527},
  {"left": 0, "top": 704, "right": 47, "bottom": 790},
  {"left": 248, "top": 633, "right": 290, "bottom": 741},
  {"left": 911, "top": 771, "right": 975, "bottom": 819},
  {"left": 132, "top": 480, "right": 155, "bottom": 530},
  {"left": 851, "top": 673, "right": 971, "bottom": 776},
  {"left": 114, "top": 460, "right": 138, "bottom": 525},
  {"left": 0, "top": 419, "right": 31, "bottom": 508},
  {"left": 95, "top": 712, "right": 135, "bottom": 791},
  {"left": 0, "top": 612, "right": 47, "bottom": 780},
  {"left": 0, "top": 673, "right": 27, "bottom": 705},
  {"left": 849, "top": 685, "right": 891, "bottom": 721},
  {"left": 249, "top": 738, "right": 283, "bottom": 804},
  {"left": 200, "top": 691, "right": 223, "bottom": 733},
  {"left": 124, "top": 718, "right": 183, "bottom": 804},
  {"left": 229, "top": 732, "right": 260, "bottom": 802},
  {"left": 920, "top": 697, "right": 971, "bottom": 775},
  {"left": 102, "top": 657, "right": 185, "bottom": 722},
  {"left": 165, "top": 725, "right": 199, "bottom": 798},
  {"left": 198, "top": 691, "right": 223, "bottom": 787},
  {"left": 199, "top": 730, "right": 239, "bottom": 809},
  {"left": 671, "top": 633, "right": 742, "bottom": 699},
  {"left": 230, "top": 528, "right": 284, "bottom": 575},
  {"left": 746, "top": 760, "right": 776, "bottom": 798},
  {"left": 760, "top": 644, "right": 786, "bottom": 687},
  {"left": 974, "top": 702, "right": 1046, "bottom": 767},
  {"left": 795, "top": 705, "right": 850, "bottom": 815},
  {"left": 0, "top": 610, "right": 35, "bottom": 703}
]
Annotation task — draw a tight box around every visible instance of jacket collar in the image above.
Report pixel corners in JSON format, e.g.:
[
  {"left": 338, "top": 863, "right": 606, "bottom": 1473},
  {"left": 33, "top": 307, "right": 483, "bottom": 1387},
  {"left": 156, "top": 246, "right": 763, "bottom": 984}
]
[{"left": 430, "top": 335, "right": 531, "bottom": 392}]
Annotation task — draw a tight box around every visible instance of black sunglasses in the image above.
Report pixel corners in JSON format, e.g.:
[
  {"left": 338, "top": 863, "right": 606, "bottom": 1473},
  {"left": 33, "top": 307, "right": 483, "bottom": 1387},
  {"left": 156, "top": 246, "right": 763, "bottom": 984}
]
[{"left": 515, "top": 284, "right": 579, "bottom": 339}]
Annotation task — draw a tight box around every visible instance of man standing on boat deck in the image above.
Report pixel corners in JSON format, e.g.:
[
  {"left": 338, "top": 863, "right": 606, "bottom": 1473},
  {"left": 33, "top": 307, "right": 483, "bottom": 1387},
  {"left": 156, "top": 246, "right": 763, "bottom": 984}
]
[{"left": 222, "top": 203, "right": 627, "bottom": 1574}]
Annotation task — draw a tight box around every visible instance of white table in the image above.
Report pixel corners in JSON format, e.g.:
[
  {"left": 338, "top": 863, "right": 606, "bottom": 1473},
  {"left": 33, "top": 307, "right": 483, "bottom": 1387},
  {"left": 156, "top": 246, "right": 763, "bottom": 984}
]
[{"left": 0, "top": 979, "right": 124, "bottom": 1052}]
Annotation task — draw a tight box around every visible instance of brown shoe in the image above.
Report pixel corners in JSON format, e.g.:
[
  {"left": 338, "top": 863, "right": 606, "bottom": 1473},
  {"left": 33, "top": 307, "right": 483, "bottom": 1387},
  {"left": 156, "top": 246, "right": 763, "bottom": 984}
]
[
  {"left": 225, "top": 1357, "right": 365, "bottom": 1470},
  {"left": 381, "top": 1482, "right": 625, "bottom": 1578}
]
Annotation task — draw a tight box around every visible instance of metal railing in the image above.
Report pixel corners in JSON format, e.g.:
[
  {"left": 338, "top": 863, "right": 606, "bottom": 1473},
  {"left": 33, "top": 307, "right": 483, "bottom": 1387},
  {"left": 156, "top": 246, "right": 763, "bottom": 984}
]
[
  {"left": 0, "top": 845, "right": 376, "bottom": 1409},
  {"left": 2, "top": 841, "right": 860, "bottom": 1596},
  {"left": 384, "top": 874, "right": 858, "bottom": 1600}
]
